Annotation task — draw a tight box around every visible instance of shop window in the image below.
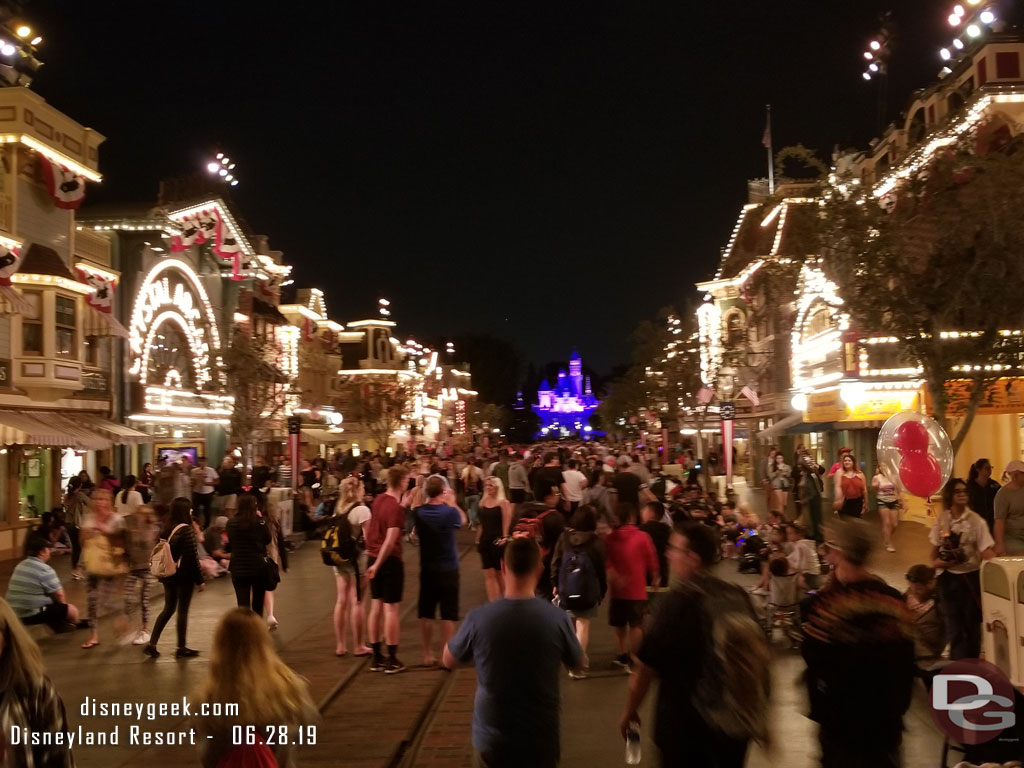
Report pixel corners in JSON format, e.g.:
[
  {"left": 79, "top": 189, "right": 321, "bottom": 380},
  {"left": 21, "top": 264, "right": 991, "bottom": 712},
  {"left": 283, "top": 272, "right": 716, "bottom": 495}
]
[
  {"left": 978, "top": 56, "right": 988, "bottom": 86},
  {"left": 55, "top": 295, "right": 76, "bottom": 359},
  {"left": 19, "top": 447, "right": 50, "bottom": 520},
  {"left": 83, "top": 335, "right": 109, "bottom": 368},
  {"left": 996, "top": 51, "right": 1020, "bottom": 80},
  {"left": 21, "top": 291, "right": 41, "bottom": 354}
]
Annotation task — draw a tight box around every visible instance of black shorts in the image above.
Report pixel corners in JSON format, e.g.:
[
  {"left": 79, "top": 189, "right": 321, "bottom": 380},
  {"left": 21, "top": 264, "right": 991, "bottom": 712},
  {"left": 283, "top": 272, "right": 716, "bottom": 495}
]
[
  {"left": 367, "top": 556, "right": 404, "bottom": 604},
  {"left": 509, "top": 489, "right": 526, "bottom": 504},
  {"left": 22, "top": 602, "right": 70, "bottom": 631},
  {"left": 608, "top": 598, "right": 646, "bottom": 628},
  {"left": 418, "top": 569, "right": 459, "bottom": 621},
  {"left": 479, "top": 540, "right": 504, "bottom": 570}
]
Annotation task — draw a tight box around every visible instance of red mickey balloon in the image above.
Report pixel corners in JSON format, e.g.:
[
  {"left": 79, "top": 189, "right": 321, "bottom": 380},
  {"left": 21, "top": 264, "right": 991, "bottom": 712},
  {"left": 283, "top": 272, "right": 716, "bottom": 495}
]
[
  {"left": 893, "top": 420, "right": 929, "bottom": 454},
  {"left": 899, "top": 451, "right": 942, "bottom": 498}
]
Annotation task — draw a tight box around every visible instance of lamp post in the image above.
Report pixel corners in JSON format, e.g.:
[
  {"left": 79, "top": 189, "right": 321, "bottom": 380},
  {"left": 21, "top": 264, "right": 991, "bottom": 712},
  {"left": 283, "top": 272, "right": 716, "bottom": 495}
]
[{"left": 717, "top": 367, "right": 737, "bottom": 490}]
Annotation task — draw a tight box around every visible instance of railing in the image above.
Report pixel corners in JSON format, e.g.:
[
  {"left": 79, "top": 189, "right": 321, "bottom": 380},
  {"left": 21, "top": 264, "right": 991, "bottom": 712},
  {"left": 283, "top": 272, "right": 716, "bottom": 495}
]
[{"left": 74, "top": 229, "right": 111, "bottom": 266}]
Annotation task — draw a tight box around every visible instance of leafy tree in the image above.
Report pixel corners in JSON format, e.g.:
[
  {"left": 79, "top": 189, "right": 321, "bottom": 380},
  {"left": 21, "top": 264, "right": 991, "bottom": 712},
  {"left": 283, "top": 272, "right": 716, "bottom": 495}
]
[
  {"left": 335, "top": 377, "right": 415, "bottom": 450},
  {"left": 220, "top": 325, "right": 291, "bottom": 464},
  {"left": 821, "top": 131, "right": 1024, "bottom": 453},
  {"left": 506, "top": 407, "right": 541, "bottom": 444}
]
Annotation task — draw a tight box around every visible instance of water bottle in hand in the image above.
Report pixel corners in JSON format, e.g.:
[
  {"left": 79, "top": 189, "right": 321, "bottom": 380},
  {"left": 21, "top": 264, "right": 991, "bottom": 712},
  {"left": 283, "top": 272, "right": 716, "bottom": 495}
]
[{"left": 625, "top": 721, "right": 641, "bottom": 764}]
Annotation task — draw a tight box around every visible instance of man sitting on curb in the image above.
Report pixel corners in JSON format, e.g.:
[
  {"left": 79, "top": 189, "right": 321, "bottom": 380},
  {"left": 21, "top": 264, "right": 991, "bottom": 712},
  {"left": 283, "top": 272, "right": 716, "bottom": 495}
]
[{"left": 6, "top": 537, "right": 85, "bottom": 632}]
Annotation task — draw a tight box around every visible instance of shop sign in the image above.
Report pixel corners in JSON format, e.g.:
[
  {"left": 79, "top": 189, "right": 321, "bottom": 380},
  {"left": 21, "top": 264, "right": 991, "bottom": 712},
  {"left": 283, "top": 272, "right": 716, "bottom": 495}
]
[
  {"left": 804, "top": 390, "right": 844, "bottom": 422},
  {"left": 0, "top": 358, "right": 10, "bottom": 388},
  {"left": 941, "top": 378, "right": 1024, "bottom": 416},
  {"left": 803, "top": 388, "right": 921, "bottom": 424}
]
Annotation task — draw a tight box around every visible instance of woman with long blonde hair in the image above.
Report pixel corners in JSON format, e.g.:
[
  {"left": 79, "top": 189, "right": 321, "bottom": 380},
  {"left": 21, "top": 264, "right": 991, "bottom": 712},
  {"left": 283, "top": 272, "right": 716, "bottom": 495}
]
[
  {"left": 261, "top": 500, "right": 288, "bottom": 631},
  {"left": 477, "top": 476, "right": 512, "bottom": 601},
  {"left": 332, "top": 476, "right": 372, "bottom": 656},
  {"left": 80, "top": 488, "right": 126, "bottom": 649},
  {"left": 198, "top": 608, "right": 317, "bottom": 768},
  {"left": 0, "top": 597, "right": 74, "bottom": 767}
]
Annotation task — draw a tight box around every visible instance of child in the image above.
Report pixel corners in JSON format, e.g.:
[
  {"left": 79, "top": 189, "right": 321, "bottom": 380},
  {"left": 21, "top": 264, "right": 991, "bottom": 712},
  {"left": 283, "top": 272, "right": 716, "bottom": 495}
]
[
  {"left": 904, "top": 564, "right": 946, "bottom": 670},
  {"left": 785, "top": 523, "right": 822, "bottom": 590}
]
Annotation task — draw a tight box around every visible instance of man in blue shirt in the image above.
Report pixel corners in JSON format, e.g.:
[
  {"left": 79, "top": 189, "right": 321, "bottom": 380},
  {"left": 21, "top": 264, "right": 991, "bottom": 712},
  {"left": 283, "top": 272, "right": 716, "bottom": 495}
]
[
  {"left": 6, "top": 537, "right": 81, "bottom": 631},
  {"left": 443, "top": 537, "right": 584, "bottom": 768},
  {"left": 414, "top": 475, "right": 467, "bottom": 667}
]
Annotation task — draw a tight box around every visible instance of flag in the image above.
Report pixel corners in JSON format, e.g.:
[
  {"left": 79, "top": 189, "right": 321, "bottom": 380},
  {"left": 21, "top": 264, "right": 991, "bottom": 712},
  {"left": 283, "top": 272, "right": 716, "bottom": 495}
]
[
  {"left": 74, "top": 265, "right": 115, "bottom": 313},
  {"left": 740, "top": 385, "right": 760, "bottom": 407},
  {"left": 697, "top": 386, "right": 715, "bottom": 405},
  {"left": 171, "top": 215, "right": 201, "bottom": 252}
]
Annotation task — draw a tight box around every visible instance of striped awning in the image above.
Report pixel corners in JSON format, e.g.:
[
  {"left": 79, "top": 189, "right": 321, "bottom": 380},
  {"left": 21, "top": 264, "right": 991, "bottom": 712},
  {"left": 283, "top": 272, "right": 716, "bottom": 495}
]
[
  {"left": 83, "top": 306, "right": 129, "bottom": 338},
  {"left": 0, "top": 411, "right": 108, "bottom": 449},
  {"left": 67, "top": 414, "right": 151, "bottom": 445}
]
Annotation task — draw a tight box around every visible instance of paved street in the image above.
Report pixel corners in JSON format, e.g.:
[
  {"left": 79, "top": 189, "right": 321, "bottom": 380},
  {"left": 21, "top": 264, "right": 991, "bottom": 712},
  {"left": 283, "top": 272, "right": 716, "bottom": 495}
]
[{"left": 9, "top": 510, "right": 949, "bottom": 768}]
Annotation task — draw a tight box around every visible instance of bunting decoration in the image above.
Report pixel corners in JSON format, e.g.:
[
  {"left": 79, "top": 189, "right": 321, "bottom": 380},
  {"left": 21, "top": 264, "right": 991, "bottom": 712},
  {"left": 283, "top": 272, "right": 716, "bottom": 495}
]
[
  {"left": 74, "top": 264, "right": 128, "bottom": 337},
  {"left": 257, "top": 274, "right": 281, "bottom": 302},
  {"left": 302, "top": 317, "right": 317, "bottom": 343},
  {"left": 0, "top": 242, "right": 31, "bottom": 315},
  {"left": 38, "top": 154, "right": 87, "bottom": 210},
  {"left": 170, "top": 216, "right": 201, "bottom": 252},
  {"left": 213, "top": 220, "right": 244, "bottom": 281}
]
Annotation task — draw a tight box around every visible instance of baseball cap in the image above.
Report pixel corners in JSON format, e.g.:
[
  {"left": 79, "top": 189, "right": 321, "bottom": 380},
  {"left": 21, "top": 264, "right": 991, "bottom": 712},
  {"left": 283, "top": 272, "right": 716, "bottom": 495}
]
[{"left": 1004, "top": 460, "right": 1024, "bottom": 476}]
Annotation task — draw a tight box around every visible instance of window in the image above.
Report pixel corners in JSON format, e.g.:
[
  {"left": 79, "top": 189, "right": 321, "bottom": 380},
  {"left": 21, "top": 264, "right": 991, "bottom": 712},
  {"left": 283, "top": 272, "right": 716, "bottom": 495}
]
[
  {"left": 55, "top": 295, "right": 76, "bottom": 359},
  {"left": 21, "top": 291, "right": 41, "bottom": 354},
  {"left": 84, "top": 335, "right": 109, "bottom": 368},
  {"left": 996, "top": 52, "right": 1020, "bottom": 80},
  {"left": 978, "top": 56, "right": 988, "bottom": 86}
]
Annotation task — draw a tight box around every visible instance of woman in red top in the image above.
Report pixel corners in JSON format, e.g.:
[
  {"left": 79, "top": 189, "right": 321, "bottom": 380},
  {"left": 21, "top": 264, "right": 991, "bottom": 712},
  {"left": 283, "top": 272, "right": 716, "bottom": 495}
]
[{"left": 833, "top": 454, "right": 868, "bottom": 519}]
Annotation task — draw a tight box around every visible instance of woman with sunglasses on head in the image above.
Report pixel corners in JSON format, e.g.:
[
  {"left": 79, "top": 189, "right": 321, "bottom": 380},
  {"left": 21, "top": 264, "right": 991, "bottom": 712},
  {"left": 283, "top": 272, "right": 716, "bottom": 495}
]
[{"left": 928, "top": 477, "right": 995, "bottom": 660}]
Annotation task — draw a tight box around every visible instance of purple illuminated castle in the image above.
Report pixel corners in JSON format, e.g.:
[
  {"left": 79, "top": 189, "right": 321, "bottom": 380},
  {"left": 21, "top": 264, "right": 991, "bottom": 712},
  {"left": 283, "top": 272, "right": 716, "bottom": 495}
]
[{"left": 533, "top": 351, "right": 601, "bottom": 437}]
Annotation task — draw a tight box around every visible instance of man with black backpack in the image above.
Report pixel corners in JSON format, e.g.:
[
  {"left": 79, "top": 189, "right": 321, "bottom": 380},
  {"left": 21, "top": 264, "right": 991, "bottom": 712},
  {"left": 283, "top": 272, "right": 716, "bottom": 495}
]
[
  {"left": 550, "top": 505, "right": 605, "bottom": 679},
  {"left": 511, "top": 486, "right": 565, "bottom": 600},
  {"left": 620, "top": 522, "right": 771, "bottom": 768}
]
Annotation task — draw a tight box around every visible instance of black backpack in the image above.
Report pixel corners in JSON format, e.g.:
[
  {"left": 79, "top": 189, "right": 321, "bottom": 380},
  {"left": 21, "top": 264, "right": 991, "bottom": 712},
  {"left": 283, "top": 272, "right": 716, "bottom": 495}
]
[{"left": 321, "top": 508, "right": 362, "bottom": 566}]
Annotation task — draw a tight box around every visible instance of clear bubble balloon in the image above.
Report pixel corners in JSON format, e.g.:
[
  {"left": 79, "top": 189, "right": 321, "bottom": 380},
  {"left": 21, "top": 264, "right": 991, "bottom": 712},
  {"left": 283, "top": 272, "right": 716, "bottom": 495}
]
[{"left": 876, "top": 411, "right": 954, "bottom": 499}]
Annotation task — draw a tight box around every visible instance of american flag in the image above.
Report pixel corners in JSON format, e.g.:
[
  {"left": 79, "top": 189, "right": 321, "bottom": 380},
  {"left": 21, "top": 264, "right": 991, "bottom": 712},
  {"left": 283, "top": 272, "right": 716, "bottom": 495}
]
[
  {"left": 740, "top": 385, "right": 760, "bottom": 407},
  {"left": 697, "top": 386, "right": 715, "bottom": 405}
]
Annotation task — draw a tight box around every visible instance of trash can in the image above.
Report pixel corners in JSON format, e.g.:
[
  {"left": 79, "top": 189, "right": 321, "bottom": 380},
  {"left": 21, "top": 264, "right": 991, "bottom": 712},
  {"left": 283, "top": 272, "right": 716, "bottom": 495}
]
[{"left": 980, "top": 557, "right": 1024, "bottom": 687}]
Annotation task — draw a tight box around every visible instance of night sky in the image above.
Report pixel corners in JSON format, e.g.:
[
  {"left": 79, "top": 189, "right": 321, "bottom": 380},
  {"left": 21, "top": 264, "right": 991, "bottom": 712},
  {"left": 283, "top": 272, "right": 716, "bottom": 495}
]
[{"left": 23, "top": 0, "right": 1006, "bottom": 372}]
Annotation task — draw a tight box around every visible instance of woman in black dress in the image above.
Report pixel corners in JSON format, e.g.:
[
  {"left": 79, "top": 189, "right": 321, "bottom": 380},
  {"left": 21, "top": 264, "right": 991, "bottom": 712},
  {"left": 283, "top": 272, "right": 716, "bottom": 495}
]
[
  {"left": 225, "top": 494, "right": 272, "bottom": 616},
  {"left": 143, "top": 496, "right": 204, "bottom": 658},
  {"left": 476, "top": 476, "right": 512, "bottom": 602}
]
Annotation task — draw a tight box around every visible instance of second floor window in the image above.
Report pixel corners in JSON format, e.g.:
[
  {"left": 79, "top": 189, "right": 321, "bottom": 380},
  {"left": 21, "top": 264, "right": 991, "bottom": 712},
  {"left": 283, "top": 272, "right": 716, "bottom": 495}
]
[
  {"left": 21, "top": 291, "right": 41, "bottom": 354},
  {"left": 55, "top": 295, "right": 76, "bottom": 359}
]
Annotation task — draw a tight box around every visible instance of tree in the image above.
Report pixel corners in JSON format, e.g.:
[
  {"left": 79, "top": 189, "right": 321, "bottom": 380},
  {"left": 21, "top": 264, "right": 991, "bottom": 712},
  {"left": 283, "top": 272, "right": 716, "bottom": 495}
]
[
  {"left": 336, "top": 377, "right": 415, "bottom": 450},
  {"left": 220, "top": 325, "right": 291, "bottom": 463},
  {"left": 468, "top": 402, "right": 509, "bottom": 433},
  {"left": 820, "top": 131, "right": 1024, "bottom": 453}
]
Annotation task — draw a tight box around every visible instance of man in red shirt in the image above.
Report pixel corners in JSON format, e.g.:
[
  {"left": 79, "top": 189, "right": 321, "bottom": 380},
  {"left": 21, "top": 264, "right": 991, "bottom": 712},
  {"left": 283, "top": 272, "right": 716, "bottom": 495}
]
[
  {"left": 365, "top": 465, "right": 410, "bottom": 674},
  {"left": 604, "top": 503, "right": 659, "bottom": 670}
]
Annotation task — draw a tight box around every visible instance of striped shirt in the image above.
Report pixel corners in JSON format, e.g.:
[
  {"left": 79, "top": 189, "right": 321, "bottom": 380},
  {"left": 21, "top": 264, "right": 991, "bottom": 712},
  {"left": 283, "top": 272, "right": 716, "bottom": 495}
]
[{"left": 5, "top": 557, "right": 62, "bottom": 618}]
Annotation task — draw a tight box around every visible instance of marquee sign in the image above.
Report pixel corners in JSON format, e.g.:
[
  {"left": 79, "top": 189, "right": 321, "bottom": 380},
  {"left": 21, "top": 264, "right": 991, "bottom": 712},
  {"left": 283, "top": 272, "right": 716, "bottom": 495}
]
[{"left": 128, "top": 259, "right": 223, "bottom": 390}]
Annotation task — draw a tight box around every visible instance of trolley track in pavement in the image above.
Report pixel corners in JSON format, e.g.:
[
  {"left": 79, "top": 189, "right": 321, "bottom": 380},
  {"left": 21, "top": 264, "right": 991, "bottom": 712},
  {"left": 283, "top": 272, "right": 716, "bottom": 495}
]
[{"left": 313, "top": 539, "right": 479, "bottom": 768}]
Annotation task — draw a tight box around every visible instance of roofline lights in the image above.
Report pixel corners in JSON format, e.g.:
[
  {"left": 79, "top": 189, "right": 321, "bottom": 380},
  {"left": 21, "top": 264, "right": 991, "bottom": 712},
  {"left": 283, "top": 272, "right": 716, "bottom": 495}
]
[{"left": 0, "top": 134, "right": 103, "bottom": 182}]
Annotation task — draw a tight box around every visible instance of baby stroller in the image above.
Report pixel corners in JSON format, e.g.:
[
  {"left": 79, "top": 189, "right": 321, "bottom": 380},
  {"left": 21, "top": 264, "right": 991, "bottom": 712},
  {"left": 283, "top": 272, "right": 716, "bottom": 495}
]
[{"left": 762, "top": 571, "right": 802, "bottom": 648}]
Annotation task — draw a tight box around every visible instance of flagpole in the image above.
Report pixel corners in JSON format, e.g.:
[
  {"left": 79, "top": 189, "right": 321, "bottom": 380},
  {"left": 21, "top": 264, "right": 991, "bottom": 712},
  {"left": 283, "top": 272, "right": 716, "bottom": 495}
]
[{"left": 766, "top": 104, "right": 775, "bottom": 195}]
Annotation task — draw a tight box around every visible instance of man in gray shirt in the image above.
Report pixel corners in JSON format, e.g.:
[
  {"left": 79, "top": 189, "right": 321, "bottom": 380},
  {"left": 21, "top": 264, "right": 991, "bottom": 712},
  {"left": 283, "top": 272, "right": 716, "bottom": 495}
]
[
  {"left": 994, "top": 460, "right": 1024, "bottom": 555},
  {"left": 507, "top": 453, "right": 528, "bottom": 505}
]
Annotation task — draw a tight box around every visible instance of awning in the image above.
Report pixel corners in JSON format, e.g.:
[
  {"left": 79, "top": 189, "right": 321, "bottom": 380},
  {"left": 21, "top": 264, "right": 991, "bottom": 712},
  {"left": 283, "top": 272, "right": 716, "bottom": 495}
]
[
  {"left": 83, "top": 306, "right": 129, "bottom": 338},
  {"left": 756, "top": 412, "right": 802, "bottom": 443},
  {"left": 786, "top": 421, "right": 835, "bottom": 436},
  {"left": 67, "top": 414, "right": 151, "bottom": 445},
  {"left": 301, "top": 428, "right": 346, "bottom": 444},
  {"left": 0, "top": 411, "right": 107, "bottom": 449}
]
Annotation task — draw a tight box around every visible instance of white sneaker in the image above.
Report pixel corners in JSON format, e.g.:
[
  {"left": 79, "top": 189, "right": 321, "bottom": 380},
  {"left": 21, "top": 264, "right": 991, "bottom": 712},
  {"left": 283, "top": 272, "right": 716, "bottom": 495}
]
[
  {"left": 132, "top": 631, "right": 151, "bottom": 645},
  {"left": 71, "top": 570, "right": 84, "bottom": 581},
  {"left": 267, "top": 617, "right": 278, "bottom": 631},
  {"left": 886, "top": 545, "right": 896, "bottom": 553}
]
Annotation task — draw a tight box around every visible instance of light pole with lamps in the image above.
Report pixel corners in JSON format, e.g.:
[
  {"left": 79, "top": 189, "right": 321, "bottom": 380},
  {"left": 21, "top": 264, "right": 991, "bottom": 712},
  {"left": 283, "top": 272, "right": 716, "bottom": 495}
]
[{"left": 717, "top": 367, "right": 737, "bottom": 490}]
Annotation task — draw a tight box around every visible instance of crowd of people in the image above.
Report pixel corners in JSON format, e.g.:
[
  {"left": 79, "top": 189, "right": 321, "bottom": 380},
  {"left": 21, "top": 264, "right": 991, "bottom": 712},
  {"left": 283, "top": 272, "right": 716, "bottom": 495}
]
[{"left": 2, "top": 441, "right": 1024, "bottom": 767}]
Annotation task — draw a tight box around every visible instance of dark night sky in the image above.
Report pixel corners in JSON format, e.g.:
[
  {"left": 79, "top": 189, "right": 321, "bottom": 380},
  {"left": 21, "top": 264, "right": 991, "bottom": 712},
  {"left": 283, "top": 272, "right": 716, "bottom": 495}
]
[{"left": 22, "top": 0, "right": 1002, "bottom": 372}]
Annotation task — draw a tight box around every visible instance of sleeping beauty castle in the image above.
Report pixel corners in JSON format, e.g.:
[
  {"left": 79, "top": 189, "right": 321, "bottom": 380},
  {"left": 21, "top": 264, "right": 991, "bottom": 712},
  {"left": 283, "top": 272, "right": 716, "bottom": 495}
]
[{"left": 532, "top": 351, "right": 601, "bottom": 437}]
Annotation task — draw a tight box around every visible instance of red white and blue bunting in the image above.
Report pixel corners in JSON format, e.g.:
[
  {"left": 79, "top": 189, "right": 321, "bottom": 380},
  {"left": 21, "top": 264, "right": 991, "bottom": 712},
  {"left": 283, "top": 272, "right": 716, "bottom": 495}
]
[{"left": 74, "top": 264, "right": 128, "bottom": 337}]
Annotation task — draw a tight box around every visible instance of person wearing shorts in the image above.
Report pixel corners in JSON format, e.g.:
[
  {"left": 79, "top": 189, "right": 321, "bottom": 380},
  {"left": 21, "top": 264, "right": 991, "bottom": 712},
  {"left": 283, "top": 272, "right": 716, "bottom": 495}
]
[
  {"left": 604, "top": 504, "right": 659, "bottom": 670},
  {"left": 6, "top": 537, "right": 82, "bottom": 631},
  {"left": 414, "top": 476, "right": 466, "bottom": 667},
  {"left": 608, "top": 598, "right": 646, "bottom": 630},
  {"left": 365, "top": 466, "right": 410, "bottom": 674}
]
